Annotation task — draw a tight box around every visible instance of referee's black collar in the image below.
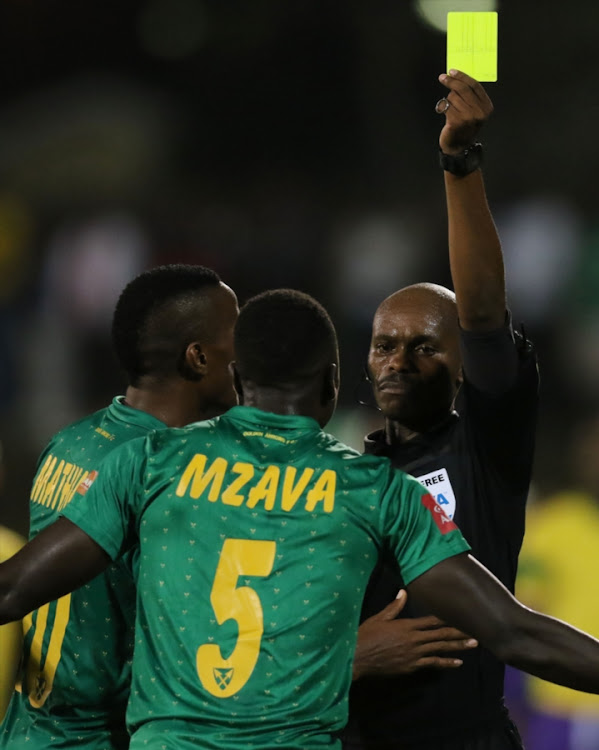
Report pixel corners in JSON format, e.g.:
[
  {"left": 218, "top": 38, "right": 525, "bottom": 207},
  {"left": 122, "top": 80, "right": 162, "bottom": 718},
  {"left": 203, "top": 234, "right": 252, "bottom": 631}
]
[{"left": 364, "top": 410, "right": 459, "bottom": 457}]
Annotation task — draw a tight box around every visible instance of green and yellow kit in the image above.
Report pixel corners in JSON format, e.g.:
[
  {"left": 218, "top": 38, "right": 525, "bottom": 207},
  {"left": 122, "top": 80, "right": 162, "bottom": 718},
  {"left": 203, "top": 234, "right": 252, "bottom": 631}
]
[
  {"left": 0, "top": 397, "right": 165, "bottom": 750},
  {"left": 63, "top": 405, "right": 469, "bottom": 750}
]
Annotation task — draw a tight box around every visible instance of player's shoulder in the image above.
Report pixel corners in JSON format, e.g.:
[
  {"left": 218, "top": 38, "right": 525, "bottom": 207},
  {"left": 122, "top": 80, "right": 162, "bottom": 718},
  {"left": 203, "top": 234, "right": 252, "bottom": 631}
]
[
  {"left": 40, "top": 405, "right": 113, "bottom": 456},
  {"left": 318, "top": 430, "right": 396, "bottom": 475},
  {"left": 317, "top": 429, "right": 364, "bottom": 460},
  {"left": 54, "top": 404, "right": 112, "bottom": 437},
  {"left": 143, "top": 416, "right": 220, "bottom": 452}
]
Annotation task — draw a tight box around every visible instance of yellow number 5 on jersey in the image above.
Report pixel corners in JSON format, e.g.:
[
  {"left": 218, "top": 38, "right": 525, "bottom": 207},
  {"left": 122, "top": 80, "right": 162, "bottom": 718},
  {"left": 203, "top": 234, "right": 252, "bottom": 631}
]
[{"left": 197, "top": 538, "right": 276, "bottom": 698}]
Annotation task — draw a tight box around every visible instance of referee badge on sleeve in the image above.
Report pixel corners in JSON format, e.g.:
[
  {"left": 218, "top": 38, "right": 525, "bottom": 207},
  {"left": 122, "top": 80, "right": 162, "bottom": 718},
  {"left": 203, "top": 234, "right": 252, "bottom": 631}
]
[
  {"left": 415, "top": 468, "right": 456, "bottom": 520},
  {"left": 421, "top": 493, "right": 458, "bottom": 535}
]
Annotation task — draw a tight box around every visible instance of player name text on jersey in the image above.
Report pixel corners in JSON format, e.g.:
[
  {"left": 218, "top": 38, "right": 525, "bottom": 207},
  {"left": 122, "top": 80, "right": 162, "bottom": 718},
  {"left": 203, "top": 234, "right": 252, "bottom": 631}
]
[
  {"left": 30, "top": 455, "right": 92, "bottom": 512},
  {"left": 175, "top": 453, "right": 336, "bottom": 513}
]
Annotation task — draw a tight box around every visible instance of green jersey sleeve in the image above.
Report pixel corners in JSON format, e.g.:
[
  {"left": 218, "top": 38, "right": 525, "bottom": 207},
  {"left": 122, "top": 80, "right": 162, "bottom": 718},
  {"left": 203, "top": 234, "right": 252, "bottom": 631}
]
[
  {"left": 61, "top": 436, "right": 148, "bottom": 560},
  {"left": 380, "top": 467, "right": 471, "bottom": 585}
]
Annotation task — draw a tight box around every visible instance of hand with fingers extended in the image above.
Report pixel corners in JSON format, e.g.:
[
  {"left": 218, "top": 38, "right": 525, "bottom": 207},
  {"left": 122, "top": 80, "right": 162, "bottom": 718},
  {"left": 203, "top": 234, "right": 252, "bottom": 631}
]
[
  {"left": 352, "top": 589, "right": 478, "bottom": 681},
  {"left": 437, "top": 69, "right": 494, "bottom": 155}
]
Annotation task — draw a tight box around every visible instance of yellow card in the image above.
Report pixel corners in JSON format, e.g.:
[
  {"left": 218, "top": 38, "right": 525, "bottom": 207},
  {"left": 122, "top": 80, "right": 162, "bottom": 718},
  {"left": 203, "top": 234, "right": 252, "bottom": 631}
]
[{"left": 447, "top": 11, "right": 498, "bottom": 82}]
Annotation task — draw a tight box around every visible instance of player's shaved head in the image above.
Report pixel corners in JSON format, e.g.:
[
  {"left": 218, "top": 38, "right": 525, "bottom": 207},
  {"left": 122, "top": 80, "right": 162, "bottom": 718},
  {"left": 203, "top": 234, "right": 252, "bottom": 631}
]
[{"left": 112, "top": 264, "right": 232, "bottom": 386}]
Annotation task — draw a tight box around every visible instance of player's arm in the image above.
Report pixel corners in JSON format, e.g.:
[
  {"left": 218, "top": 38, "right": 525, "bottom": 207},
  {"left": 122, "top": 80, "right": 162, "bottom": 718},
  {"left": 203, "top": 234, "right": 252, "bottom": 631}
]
[
  {"left": 439, "top": 70, "right": 504, "bottom": 333},
  {"left": 0, "top": 434, "right": 151, "bottom": 627},
  {"left": 0, "top": 518, "right": 110, "bottom": 625},
  {"left": 354, "top": 472, "right": 479, "bottom": 680},
  {"left": 409, "top": 552, "right": 599, "bottom": 693},
  {"left": 353, "top": 588, "right": 477, "bottom": 680}
]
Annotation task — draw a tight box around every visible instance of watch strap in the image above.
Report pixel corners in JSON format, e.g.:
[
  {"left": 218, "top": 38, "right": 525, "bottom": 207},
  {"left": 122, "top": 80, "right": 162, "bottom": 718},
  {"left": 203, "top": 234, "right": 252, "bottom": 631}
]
[{"left": 439, "top": 142, "right": 483, "bottom": 176}]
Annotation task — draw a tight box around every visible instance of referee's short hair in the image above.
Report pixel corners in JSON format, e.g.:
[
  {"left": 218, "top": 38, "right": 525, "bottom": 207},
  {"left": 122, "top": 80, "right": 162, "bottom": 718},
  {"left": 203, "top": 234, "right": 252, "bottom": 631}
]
[
  {"left": 112, "top": 264, "right": 222, "bottom": 386},
  {"left": 235, "top": 289, "right": 338, "bottom": 385}
]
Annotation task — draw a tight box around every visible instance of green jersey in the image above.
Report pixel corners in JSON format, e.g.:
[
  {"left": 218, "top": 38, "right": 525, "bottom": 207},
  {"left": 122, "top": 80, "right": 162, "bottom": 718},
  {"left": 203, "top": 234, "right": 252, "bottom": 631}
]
[
  {"left": 0, "top": 397, "right": 165, "bottom": 750},
  {"left": 63, "top": 406, "right": 470, "bottom": 750}
]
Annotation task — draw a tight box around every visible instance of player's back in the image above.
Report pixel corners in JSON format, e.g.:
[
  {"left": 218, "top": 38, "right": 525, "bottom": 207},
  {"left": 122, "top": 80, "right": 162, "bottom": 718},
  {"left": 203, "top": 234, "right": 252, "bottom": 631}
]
[
  {"left": 0, "top": 397, "right": 165, "bottom": 750},
  {"left": 113, "top": 405, "right": 466, "bottom": 750}
]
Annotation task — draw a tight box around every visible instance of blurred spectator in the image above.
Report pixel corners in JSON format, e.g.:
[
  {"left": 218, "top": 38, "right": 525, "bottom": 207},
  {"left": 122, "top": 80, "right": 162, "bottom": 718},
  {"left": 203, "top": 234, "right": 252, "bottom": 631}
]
[
  {"left": 0, "top": 438, "right": 26, "bottom": 722},
  {"left": 0, "top": 523, "right": 25, "bottom": 723},
  {"left": 515, "top": 415, "right": 599, "bottom": 749},
  {"left": 0, "top": 193, "right": 35, "bottom": 414},
  {"left": 22, "top": 215, "right": 148, "bottom": 443},
  {"left": 495, "top": 196, "right": 582, "bottom": 329}
]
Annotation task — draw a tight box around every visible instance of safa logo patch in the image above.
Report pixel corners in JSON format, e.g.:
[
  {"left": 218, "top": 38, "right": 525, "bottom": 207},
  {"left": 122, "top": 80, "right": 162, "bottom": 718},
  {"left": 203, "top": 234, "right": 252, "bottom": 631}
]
[
  {"left": 415, "top": 468, "right": 456, "bottom": 520},
  {"left": 214, "top": 667, "right": 234, "bottom": 690},
  {"left": 421, "top": 493, "right": 458, "bottom": 535}
]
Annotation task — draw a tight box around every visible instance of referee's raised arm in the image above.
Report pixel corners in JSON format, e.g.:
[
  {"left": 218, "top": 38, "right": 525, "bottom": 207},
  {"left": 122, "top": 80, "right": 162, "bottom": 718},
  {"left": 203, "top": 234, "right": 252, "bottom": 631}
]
[{"left": 439, "top": 69, "right": 504, "bottom": 333}]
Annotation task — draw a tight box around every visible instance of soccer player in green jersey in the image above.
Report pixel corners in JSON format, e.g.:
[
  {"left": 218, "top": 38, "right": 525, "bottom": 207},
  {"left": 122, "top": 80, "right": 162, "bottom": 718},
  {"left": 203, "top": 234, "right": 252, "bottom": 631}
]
[
  {"left": 3, "top": 290, "right": 599, "bottom": 750},
  {"left": 0, "top": 264, "right": 238, "bottom": 750}
]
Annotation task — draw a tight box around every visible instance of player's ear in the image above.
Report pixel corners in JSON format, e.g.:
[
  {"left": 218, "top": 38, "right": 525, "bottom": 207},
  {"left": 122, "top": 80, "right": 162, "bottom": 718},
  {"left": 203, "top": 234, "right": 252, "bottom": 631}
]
[
  {"left": 180, "top": 342, "right": 207, "bottom": 381},
  {"left": 231, "top": 363, "right": 245, "bottom": 404},
  {"left": 321, "top": 363, "right": 338, "bottom": 405}
]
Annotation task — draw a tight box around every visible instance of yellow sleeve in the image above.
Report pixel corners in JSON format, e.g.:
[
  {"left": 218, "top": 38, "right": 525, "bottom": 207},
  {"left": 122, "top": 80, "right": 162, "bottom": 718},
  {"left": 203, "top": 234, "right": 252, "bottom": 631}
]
[{"left": 0, "top": 526, "right": 26, "bottom": 722}]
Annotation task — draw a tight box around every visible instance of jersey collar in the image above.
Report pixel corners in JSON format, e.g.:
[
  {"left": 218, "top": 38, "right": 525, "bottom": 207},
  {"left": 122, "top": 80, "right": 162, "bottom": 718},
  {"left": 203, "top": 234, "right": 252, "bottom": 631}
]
[
  {"left": 223, "top": 405, "right": 322, "bottom": 432},
  {"left": 108, "top": 396, "right": 167, "bottom": 431}
]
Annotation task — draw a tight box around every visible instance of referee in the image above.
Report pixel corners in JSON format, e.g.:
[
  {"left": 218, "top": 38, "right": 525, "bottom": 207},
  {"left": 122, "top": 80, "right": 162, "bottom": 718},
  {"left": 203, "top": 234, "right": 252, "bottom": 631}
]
[{"left": 344, "top": 71, "right": 538, "bottom": 750}]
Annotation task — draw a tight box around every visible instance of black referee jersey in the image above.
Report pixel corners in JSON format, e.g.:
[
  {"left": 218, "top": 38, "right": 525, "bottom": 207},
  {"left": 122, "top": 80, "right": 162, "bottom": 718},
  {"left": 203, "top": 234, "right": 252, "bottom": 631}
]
[{"left": 343, "top": 320, "right": 539, "bottom": 750}]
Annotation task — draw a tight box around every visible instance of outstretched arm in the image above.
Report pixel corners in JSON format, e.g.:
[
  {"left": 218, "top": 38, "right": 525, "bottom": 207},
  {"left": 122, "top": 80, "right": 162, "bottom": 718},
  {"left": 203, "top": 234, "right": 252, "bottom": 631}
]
[
  {"left": 0, "top": 518, "right": 111, "bottom": 625},
  {"left": 439, "top": 70, "right": 504, "bottom": 332},
  {"left": 409, "top": 553, "right": 599, "bottom": 693}
]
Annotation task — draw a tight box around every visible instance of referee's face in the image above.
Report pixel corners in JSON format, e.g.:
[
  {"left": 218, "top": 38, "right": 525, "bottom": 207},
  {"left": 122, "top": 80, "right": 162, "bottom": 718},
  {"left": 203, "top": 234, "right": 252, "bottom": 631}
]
[{"left": 368, "top": 292, "right": 462, "bottom": 431}]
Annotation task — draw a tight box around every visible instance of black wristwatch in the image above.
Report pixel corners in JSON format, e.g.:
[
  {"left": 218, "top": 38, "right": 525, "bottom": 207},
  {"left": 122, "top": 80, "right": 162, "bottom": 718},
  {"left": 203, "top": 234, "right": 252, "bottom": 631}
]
[{"left": 439, "top": 142, "right": 483, "bottom": 177}]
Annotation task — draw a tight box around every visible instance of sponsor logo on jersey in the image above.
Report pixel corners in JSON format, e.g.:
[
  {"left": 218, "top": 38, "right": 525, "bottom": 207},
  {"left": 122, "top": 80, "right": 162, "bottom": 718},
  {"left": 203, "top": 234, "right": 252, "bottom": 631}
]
[
  {"left": 415, "top": 468, "right": 456, "bottom": 520},
  {"left": 76, "top": 470, "right": 99, "bottom": 495},
  {"left": 421, "top": 492, "right": 458, "bottom": 535},
  {"left": 94, "top": 427, "right": 115, "bottom": 441}
]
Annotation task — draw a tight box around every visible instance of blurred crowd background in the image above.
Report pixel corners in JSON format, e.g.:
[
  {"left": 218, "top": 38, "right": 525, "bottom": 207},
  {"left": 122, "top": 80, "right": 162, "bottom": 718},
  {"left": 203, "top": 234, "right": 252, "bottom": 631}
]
[{"left": 1, "top": 0, "right": 599, "bottom": 746}]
